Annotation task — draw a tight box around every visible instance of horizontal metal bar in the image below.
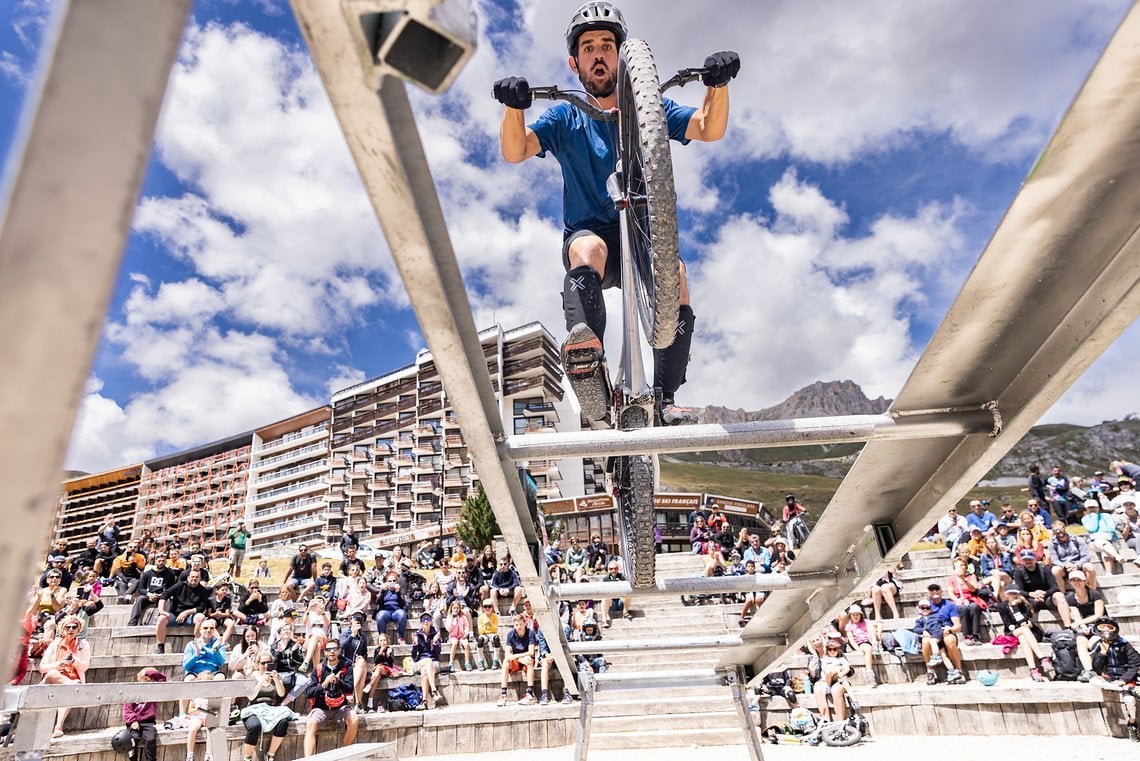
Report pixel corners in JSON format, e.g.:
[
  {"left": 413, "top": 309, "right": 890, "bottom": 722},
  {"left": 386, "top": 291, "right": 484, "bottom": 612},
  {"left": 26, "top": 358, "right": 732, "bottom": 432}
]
[
  {"left": 550, "top": 570, "right": 836, "bottom": 600},
  {"left": 592, "top": 668, "right": 725, "bottom": 691},
  {"left": 5, "top": 678, "right": 254, "bottom": 711},
  {"left": 505, "top": 410, "right": 996, "bottom": 461},
  {"left": 568, "top": 635, "right": 744, "bottom": 653}
]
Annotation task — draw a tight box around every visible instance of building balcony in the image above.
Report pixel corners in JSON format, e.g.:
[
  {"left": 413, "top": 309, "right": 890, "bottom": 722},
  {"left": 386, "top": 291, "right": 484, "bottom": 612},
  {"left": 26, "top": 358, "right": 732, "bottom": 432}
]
[
  {"left": 326, "top": 474, "right": 347, "bottom": 486},
  {"left": 411, "top": 482, "right": 437, "bottom": 494},
  {"left": 443, "top": 496, "right": 464, "bottom": 508},
  {"left": 367, "top": 498, "right": 390, "bottom": 510},
  {"left": 442, "top": 475, "right": 463, "bottom": 488},
  {"left": 254, "top": 424, "right": 329, "bottom": 455},
  {"left": 410, "top": 502, "right": 435, "bottom": 514},
  {"left": 347, "top": 450, "right": 368, "bottom": 463},
  {"left": 391, "top": 509, "right": 412, "bottom": 522},
  {"left": 370, "top": 443, "right": 392, "bottom": 456},
  {"left": 344, "top": 485, "right": 367, "bottom": 497},
  {"left": 442, "top": 415, "right": 460, "bottom": 429}
]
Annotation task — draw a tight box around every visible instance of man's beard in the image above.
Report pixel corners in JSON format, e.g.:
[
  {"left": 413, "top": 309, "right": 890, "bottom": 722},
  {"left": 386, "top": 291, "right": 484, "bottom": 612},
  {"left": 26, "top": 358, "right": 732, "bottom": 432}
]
[{"left": 579, "top": 68, "right": 617, "bottom": 99}]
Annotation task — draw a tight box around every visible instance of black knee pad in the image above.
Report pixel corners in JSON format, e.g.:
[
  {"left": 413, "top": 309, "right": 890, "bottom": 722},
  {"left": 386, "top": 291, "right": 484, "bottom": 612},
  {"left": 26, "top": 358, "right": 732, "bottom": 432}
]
[
  {"left": 654, "top": 304, "right": 695, "bottom": 395},
  {"left": 562, "top": 265, "right": 606, "bottom": 340}
]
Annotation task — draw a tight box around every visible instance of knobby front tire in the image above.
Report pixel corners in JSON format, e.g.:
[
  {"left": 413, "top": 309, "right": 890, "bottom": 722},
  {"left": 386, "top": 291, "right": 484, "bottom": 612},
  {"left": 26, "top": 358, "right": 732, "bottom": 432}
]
[
  {"left": 617, "top": 38, "right": 680, "bottom": 350},
  {"left": 614, "top": 404, "right": 656, "bottom": 589}
]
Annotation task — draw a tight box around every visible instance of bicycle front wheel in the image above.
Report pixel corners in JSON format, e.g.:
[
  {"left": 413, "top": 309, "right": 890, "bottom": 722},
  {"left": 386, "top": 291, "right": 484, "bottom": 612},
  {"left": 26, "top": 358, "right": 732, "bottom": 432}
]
[
  {"left": 615, "top": 453, "right": 656, "bottom": 589},
  {"left": 617, "top": 38, "right": 680, "bottom": 350}
]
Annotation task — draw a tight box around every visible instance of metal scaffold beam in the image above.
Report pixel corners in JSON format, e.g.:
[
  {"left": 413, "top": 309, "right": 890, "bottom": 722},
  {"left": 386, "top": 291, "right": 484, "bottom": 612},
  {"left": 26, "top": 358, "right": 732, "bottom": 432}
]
[
  {"left": 507, "top": 407, "right": 998, "bottom": 460},
  {"left": 0, "top": 0, "right": 193, "bottom": 666}
]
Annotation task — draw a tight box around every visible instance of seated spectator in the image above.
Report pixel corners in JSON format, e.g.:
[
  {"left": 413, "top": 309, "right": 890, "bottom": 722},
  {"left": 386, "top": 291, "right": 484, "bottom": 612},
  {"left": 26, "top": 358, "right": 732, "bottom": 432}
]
[
  {"left": 416, "top": 540, "right": 435, "bottom": 570},
  {"left": 129, "top": 554, "right": 177, "bottom": 626},
  {"left": 952, "top": 542, "right": 982, "bottom": 577},
  {"left": 995, "top": 586, "right": 1051, "bottom": 681},
  {"left": 813, "top": 639, "right": 853, "bottom": 721},
  {"left": 742, "top": 534, "right": 771, "bottom": 571},
  {"left": 475, "top": 598, "right": 502, "bottom": 671},
  {"left": 865, "top": 570, "right": 902, "bottom": 620},
  {"left": 339, "top": 546, "right": 366, "bottom": 578},
  {"left": 1011, "top": 551, "right": 1072, "bottom": 627},
  {"left": 302, "top": 640, "right": 359, "bottom": 757},
  {"left": 362, "top": 632, "right": 402, "bottom": 712},
  {"left": 270, "top": 621, "right": 304, "bottom": 695},
  {"left": 28, "top": 570, "right": 68, "bottom": 623},
  {"left": 573, "top": 611, "right": 607, "bottom": 676},
  {"left": 374, "top": 571, "right": 409, "bottom": 644},
  {"left": 228, "top": 625, "right": 264, "bottom": 679},
  {"left": 300, "top": 597, "right": 333, "bottom": 673},
  {"left": 489, "top": 556, "right": 525, "bottom": 615},
  {"left": 1013, "top": 527, "right": 1049, "bottom": 566},
  {"left": 252, "top": 559, "right": 271, "bottom": 579},
  {"left": 735, "top": 527, "right": 752, "bottom": 558},
  {"left": 338, "top": 614, "right": 369, "bottom": 712},
  {"left": 312, "top": 562, "right": 339, "bottom": 611},
  {"left": 963, "top": 528, "right": 987, "bottom": 561},
  {"left": 428, "top": 538, "right": 446, "bottom": 568},
  {"left": 945, "top": 557, "right": 988, "bottom": 645},
  {"left": 1049, "top": 525, "right": 1098, "bottom": 593},
  {"left": 701, "top": 541, "right": 729, "bottom": 578},
  {"left": 582, "top": 534, "right": 607, "bottom": 574},
  {"left": 204, "top": 581, "right": 239, "bottom": 643},
  {"left": 123, "top": 668, "right": 164, "bottom": 761},
  {"left": 410, "top": 612, "right": 445, "bottom": 709},
  {"left": 689, "top": 517, "right": 711, "bottom": 555},
  {"left": 1081, "top": 499, "right": 1125, "bottom": 572},
  {"left": 110, "top": 541, "right": 147, "bottom": 599},
  {"left": 737, "top": 560, "right": 764, "bottom": 626},
  {"left": 966, "top": 499, "right": 999, "bottom": 533},
  {"left": 1117, "top": 498, "right": 1140, "bottom": 568},
  {"left": 844, "top": 605, "right": 880, "bottom": 687},
  {"left": 180, "top": 618, "right": 227, "bottom": 717},
  {"left": 178, "top": 553, "right": 211, "bottom": 586},
  {"left": 919, "top": 585, "right": 966, "bottom": 685},
  {"left": 240, "top": 649, "right": 298, "bottom": 761},
  {"left": 434, "top": 563, "right": 456, "bottom": 591},
  {"left": 564, "top": 537, "right": 589, "bottom": 581},
  {"left": 238, "top": 578, "right": 270, "bottom": 627},
  {"left": 282, "top": 545, "right": 317, "bottom": 602},
  {"left": 770, "top": 537, "right": 796, "bottom": 568},
  {"left": 63, "top": 568, "right": 104, "bottom": 627},
  {"left": 994, "top": 521, "right": 1017, "bottom": 553},
  {"left": 40, "top": 553, "right": 74, "bottom": 591},
  {"left": 154, "top": 569, "right": 211, "bottom": 654},
  {"left": 445, "top": 600, "right": 475, "bottom": 671},
  {"left": 497, "top": 615, "right": 550, "bottom": 707},
  {"left": 978, "top": 536, "right": 1012, "bottom": 598},
  {"left": 1024, "top": 500, "right": 1053, "bottom": 530},
  {"left": 715, "top": 523, "right": 737, "bottom": 557},
  {"left": 91, "top": 540, "right": 117, "bottom": 583},
  {"left": 421, "top": 581, "right": 446, "bottom": 633},
  {"left": 38, "top": 615, "right": 90, "bottom": 738},
  {"left": 336, "top": 565, "right": 370, "bottom": 622},
  {"left": 1089, "top": 616, "right": 1140, "bottom": 688},
  {"left": 601, "top": 560, "right": 632, "bottom": 626},
  {"left": 936, "top": 507, "right": 968, "bottom": 552},
  {"left": 447, "top": 569, "right": 479, "bottom": 624}
]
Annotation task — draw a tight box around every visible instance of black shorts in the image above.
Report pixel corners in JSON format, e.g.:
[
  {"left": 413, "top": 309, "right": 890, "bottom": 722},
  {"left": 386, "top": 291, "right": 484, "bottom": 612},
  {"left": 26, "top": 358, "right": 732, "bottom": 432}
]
[{"left": 562, "top": 225, "right": 622, "bottom": 289}]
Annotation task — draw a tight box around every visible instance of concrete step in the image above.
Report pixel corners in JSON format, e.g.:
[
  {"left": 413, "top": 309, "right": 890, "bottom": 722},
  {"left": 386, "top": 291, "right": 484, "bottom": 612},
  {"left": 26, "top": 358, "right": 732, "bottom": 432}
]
[
  {"left": 592, "top": 711, "right": 740, "bottom": 732},
  {"left": 589, "top": 726, "right": 746, "bottom": 749}
]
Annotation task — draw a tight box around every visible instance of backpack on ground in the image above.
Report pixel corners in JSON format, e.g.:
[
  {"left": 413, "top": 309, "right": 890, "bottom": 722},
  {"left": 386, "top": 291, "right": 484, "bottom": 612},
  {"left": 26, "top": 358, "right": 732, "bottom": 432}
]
[
  {"left": 387, "top": 684, "right": 423, "bottom": 711},
  {"left": 1047, "top": 629, "right": 1081, "bottom": 681}
]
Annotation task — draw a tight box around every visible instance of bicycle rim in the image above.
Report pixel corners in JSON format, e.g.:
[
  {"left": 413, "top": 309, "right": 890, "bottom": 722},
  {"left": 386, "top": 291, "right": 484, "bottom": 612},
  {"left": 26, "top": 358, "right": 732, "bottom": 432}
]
[
  {"left": 820, "top": 724, "right": 861, "bottom": 747},
  {"left": 617, "top": 38, "right": 680, "bottom": 350}
]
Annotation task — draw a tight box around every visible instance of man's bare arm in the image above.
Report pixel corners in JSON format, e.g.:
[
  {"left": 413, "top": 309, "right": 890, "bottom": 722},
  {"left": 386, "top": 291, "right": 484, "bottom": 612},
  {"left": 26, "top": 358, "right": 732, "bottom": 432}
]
[
  {"left": 686, "top": 86, "right": 729, "bottom": 143},
  {"left": 500, "top": 109, "right": 542, "bottom": 163}
]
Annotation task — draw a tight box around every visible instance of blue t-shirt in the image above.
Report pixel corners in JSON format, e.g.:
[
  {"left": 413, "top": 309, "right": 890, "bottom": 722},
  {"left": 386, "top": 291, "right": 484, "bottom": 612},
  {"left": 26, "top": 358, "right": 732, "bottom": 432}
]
[
  {"left": 928, "top": 598, "right": 960, "bottom": 626},
  {"left": 965, "top": 510, "right": 998, "bottom": 533},
  {"left": 529, "top": 98, "right": 696, "bottom": 234}
]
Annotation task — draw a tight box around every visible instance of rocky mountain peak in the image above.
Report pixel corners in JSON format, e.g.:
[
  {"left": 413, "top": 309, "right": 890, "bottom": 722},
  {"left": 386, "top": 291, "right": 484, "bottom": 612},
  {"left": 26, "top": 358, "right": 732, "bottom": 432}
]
[{"left": 699, "top": 380, "right": 892, "bottom": 425}]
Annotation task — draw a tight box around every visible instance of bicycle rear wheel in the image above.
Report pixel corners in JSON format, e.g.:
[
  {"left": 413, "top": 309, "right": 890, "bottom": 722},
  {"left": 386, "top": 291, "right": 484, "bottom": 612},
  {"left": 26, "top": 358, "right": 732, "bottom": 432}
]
[
  {"left": 613, "top": 406, "right": 656, "bottom": 588},
  {"left": 617, "top": 38, "right": 680, "bottom": 350}
]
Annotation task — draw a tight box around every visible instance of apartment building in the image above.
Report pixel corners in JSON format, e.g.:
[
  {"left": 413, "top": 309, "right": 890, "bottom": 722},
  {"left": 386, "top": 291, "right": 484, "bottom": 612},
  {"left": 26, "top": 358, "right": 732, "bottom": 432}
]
[
  {"left": 326, "top": 322, "right": 590, "bottom": 548},
  {"left": 56, "top": 465, "right": 143, "bottom": 549},
  {"left": 247, "top": 407, "right": 332, "bottom": 553},
  {"left": 132, "top": 435, "right": 251, "bottom": 557}
]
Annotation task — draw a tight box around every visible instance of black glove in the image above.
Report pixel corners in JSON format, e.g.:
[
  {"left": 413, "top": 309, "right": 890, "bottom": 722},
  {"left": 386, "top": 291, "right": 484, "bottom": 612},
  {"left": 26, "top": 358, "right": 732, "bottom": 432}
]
[
  {"left": 493, "top": 77, "right": 532, "bottom": 110},
  {"left": 702, "top": 51, "right": 740, "bottom": 88}
]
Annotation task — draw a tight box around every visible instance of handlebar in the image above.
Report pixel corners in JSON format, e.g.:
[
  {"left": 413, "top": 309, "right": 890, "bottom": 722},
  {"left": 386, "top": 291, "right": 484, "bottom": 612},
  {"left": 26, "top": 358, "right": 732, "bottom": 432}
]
[{"left": 501, "top": 66, "right": 711, "bottom": 121}]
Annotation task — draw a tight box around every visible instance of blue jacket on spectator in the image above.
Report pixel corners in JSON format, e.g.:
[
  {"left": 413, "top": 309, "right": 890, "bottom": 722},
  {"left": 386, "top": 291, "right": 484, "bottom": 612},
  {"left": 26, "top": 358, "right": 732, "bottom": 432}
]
[
  {"left": 912, "top": 613, "right": 945, "bottom": 639},
  {"left": 182, "top": 636, "right": 226, "bottom": 676}
]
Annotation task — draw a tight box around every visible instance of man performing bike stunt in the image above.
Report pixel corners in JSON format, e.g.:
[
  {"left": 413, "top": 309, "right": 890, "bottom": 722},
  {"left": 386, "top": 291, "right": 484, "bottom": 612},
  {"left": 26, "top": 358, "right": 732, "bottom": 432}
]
[{"left": 493, "top": 1, "right": 740, "bottom": 426}]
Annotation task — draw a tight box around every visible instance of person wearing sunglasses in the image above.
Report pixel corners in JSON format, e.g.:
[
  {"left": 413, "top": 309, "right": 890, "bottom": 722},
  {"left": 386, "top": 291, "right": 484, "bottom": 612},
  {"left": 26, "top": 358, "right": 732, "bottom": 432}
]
[{"left": 38, "top": 615, "right": 90, "bottom": 739}]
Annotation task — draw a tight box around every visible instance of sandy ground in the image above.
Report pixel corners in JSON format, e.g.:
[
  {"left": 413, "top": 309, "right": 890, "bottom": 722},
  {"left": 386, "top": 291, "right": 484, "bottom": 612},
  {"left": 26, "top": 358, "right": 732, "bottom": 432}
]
[{"left": 411, "top": 736, "right": 1134, "bottom": 761}]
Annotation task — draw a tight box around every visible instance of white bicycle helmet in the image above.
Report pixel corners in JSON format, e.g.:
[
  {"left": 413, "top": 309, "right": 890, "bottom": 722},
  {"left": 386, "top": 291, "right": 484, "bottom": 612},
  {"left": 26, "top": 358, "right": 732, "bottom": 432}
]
[{"left": 565, "top": 1, "right": 628, "bottom": 53}]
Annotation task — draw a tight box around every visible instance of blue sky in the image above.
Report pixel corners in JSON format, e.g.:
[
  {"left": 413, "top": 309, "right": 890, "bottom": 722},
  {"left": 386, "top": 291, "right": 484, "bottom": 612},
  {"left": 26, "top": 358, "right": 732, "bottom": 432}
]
[{"left": 1, "top": 0, "right": 1136, "bottom": 473}]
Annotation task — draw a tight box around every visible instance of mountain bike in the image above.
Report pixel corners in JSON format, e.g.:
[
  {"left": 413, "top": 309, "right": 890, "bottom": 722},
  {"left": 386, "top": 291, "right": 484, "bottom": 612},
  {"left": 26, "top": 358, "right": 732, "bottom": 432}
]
[{"left": 528, "top": 41, "right": 709, "bottom": 588}]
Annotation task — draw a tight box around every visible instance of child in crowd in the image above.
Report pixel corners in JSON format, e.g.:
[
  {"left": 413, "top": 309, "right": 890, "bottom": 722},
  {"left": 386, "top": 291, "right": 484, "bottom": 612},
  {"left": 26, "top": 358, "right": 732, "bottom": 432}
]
[{"left": 122, "top": 668, "right": 165, "bottom": 761}]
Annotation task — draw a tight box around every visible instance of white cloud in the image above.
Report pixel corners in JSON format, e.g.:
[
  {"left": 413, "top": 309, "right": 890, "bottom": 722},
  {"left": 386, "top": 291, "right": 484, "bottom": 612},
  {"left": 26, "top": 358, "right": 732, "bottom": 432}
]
[
  {"left": 1042, "top": 321, "right": 1140, "bottom": 426},
  {"left": 684, "top": 170, "right": 965, "bottom": 408}
]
